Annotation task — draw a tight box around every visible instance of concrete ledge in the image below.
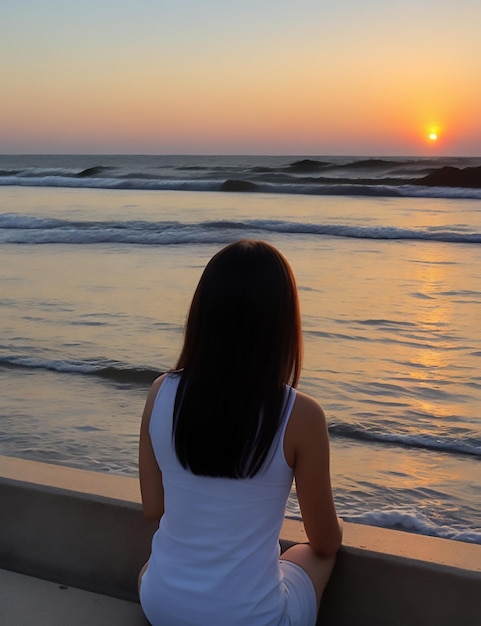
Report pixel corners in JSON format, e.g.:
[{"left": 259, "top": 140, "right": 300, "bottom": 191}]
[
  {"left": 0, "top": 568, "right": 147, "bottom": 626},
  {"left": 1, "top": 455, "right": 480, "bottom": 625},
  {"left": 0, "top": 456, "right": 157, "bottom": 601}
]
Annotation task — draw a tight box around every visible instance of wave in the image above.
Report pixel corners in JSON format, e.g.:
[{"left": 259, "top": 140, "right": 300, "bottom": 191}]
[
  {"left": 343, "top": 509, "right": 481, "bottom": 544},
  {"left": 0, "top": 355, "right": 161, "bottom": 385},
  {"left": 2, "top": 355, "right": 479, "bottom": 459},
  {"left": 1, "top": 155, "right": 481, "bottom": 199},
  {"left": 329, "top": 422, "right": 480, "bottom": 458},
  {"left": 1, "top": 175, "right": 481, "bottom": 199},
  {"left": 2, "top": 214, "right": 481, "bottom": 245}
]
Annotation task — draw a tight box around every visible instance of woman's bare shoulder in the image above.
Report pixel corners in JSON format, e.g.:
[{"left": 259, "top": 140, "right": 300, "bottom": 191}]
[
  {"left": 284, "top": 390, "right": 327, "bottom": 467},
  {"left": 291, "top": 389, "right": 326, "bottom": 427},
  {"left": 141, "top": 373, "right": 169, "bottom": 425}
]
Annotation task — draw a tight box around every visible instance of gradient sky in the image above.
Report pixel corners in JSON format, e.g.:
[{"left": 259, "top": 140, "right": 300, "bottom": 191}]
[{"left": 2, "top": 0, "right": 480, "bottom": 155}]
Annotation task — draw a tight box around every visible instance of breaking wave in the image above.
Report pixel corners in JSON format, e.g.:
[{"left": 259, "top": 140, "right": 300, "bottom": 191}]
[
  {"left": 0, "top": 355, "right": 161, "bottom": 385},
  {"left": 1, "top": 156, "right": 481, "bottom": 199},
  {"left": 2, "top": 214, "right": 480, "bottom": 245}
]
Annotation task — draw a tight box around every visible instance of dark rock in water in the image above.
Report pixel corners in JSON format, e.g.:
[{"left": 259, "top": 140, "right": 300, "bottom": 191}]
[
  {"left": 286, "top": 159, "right": 331, "bottom": 172},
  {"left": 76, "top": 166, "right": 109, "bottom": 177},
  {"left": 344, "top": 158, "right": 401, "bottom": 168},
  {"left": 220, "top": 179, "right": 257, "bottom": 192},
  {"left": 419, "top": 166, "right": 481, "bottom": 188}
]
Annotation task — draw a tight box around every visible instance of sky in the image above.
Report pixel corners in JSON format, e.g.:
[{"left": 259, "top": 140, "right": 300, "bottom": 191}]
[{"left": 2, "top": 0, "right": 481, "bottom": 155}]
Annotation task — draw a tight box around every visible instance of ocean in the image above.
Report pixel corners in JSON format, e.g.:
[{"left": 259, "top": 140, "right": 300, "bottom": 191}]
[{"left": 1, "top": 154, "right": 480, "bottom": 544}]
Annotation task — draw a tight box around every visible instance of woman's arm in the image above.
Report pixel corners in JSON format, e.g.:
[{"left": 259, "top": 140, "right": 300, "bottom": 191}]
[
  {"left": 286, "top": 391, "right": 343, "bottom": 557},
  {"left": 139, "top": 374, "right": 167, "bottom": 522}
]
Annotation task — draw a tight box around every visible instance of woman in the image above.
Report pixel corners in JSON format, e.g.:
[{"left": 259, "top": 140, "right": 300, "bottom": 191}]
[{"left": 138, "top": 240, "right": 342, "bottom": 625}]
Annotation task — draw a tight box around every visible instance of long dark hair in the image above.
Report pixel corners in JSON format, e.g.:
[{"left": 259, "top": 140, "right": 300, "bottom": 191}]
[{"left": 173, "top": 240, "right": 302, "bottom": 478}]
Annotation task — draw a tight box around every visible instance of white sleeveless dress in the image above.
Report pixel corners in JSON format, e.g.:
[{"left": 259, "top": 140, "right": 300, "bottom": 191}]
[{"left": 140, "top": 373, "right": 317, "bottom": 626}]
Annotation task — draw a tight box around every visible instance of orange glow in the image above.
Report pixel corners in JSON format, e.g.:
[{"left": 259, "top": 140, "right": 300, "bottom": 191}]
[{"left": 2, "top": 3, "right": 480, "bottom": 154}]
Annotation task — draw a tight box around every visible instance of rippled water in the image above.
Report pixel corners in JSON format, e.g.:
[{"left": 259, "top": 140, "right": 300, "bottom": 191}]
[{"left": 1, "top": 156, "right": 480, "bottom": 543}]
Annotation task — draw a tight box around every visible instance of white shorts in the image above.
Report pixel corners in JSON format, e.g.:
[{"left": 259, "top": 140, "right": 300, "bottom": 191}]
[
  {"left": 140, "top": 558, "right": 317, "bottom": 626},
  {"left": 279, "top": 559, "right": 318, "bottom": 626}
]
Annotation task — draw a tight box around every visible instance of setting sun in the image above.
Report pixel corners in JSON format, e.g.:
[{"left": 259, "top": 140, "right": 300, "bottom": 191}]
[{"left": 429, "top": 132, "right": 438, "bottom": 141}]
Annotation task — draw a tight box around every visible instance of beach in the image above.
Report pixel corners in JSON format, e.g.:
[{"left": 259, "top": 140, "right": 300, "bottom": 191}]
[{"left": 0, "top": 154, "right": 480, "bottom": 544}]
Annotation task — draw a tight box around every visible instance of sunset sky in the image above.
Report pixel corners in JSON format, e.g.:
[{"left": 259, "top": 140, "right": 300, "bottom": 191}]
[{"left": 2, "top": 0, "right": 480, "bottom": 155}]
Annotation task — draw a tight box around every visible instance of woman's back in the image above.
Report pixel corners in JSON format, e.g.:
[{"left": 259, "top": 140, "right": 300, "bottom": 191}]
[
  {"left": 140, "top": 373, "right": 297, "bottom": 625},
  {"left": 138, "top": 241, "right": 342, "bottom": 626}
]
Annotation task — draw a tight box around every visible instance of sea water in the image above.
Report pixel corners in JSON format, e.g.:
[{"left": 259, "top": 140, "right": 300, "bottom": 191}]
[{"left": 0, "top": 155, "right": 480, "bottom": 544}]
